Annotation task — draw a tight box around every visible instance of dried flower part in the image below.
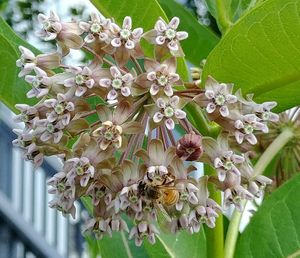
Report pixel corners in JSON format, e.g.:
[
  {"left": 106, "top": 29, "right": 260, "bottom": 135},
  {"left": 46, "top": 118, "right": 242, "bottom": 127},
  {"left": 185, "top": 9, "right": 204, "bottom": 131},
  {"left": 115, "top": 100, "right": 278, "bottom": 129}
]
[
  {"left": 93, "top": 121, "right": 123, "bottom": 150},
  {"left": 99, "top": 66, "right": 133, "bottom": 102},
  {"left": 176, "top": 133, "right": 203, "bottom": 161}
]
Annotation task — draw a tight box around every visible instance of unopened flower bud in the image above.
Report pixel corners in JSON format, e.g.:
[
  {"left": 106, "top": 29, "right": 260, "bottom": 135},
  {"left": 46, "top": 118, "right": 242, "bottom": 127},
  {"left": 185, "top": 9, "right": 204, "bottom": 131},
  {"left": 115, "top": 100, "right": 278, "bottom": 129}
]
[{"left": 176, "top": 133, "right": 203, "bottom": 161}]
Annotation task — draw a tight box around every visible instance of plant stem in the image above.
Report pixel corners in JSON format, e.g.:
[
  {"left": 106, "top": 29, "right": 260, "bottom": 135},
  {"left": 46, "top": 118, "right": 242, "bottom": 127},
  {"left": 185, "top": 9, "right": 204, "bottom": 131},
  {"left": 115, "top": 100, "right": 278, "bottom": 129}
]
[
  {"left": 253, "top": 127, "right": 294, "bottom": 176},
  {"left": 205, "top": 165, "right": 224, "bottom": 258},
  {"left": 216, "top": 0, "right": 232, "bottom": 33},
  {"left": 224, "top": 127, "right": 294, "bottom": 258}
]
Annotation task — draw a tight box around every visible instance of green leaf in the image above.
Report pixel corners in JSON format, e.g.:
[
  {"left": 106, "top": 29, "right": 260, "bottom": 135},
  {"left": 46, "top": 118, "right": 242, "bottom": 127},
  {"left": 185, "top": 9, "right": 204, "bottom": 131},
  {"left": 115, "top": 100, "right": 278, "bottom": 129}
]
[
  {"left": 204, "top": 0, "right": 263, "bottom": 28},
  {"left": 202, "top": 0, "right": 300, "bottom": 112},
  {"left": 144, "top": 229, "right": 207, "bottom": 258},
  {"left": 0, "top": 17, "right": 39, "bottom": 112},
  {"left": 235, "top": 173, "right": 300, "bottom": 258},
  {"left": 158, "top": 0, "right": 219, "bottom": 65}
]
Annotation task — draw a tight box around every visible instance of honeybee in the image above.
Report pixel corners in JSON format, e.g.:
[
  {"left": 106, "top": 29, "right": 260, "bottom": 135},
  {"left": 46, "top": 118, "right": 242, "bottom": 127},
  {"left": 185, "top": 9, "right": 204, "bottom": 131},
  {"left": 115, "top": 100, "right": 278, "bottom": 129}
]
[{"left": 138, "top": 181, "right": 180, "bottom": 206}]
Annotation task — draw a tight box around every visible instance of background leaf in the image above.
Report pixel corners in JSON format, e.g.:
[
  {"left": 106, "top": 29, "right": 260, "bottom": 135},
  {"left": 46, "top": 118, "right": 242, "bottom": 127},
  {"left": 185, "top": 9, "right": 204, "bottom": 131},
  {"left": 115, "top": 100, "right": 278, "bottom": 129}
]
[
  {"left": 158, "top": 0, "right": 219, "bottom": 66},
  {"left": 0, "top": 17, "right": 39, "bottom": 112},
  {"left": 204, "top": 0, "right": 263, "bottom": 27},
  {"left": 144, "top": 230, "right": 207, "bottom": 258},
  {"left": 235, "top": 173, "right": 300, "bottom": 258},
  {"left": 202, "top": 0, "right": 300, "bottom": 112}
]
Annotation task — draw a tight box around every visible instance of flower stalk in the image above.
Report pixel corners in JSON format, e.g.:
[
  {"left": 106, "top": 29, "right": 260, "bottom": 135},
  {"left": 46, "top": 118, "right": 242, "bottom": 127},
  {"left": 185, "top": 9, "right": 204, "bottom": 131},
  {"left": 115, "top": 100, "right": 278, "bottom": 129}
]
[{"left": 224, "top": 127, "right": 294, "bottom": 258}]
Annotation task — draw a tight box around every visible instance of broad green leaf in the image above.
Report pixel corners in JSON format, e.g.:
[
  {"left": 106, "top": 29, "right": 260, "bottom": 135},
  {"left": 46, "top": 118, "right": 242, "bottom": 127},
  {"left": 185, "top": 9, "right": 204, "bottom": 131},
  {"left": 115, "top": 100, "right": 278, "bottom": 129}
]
[
  {"left": 158, "top": 0, "right": 219, "bottom": 65},
  {"left": 0, "top": 17, "right": 39, "bottom": 112},
  {"left": 235, "top": 173, "right": 300, "bottom": 258},
  {"left": 144, "top": 229, "right": 207, "bottom": 258},
  {"left": 202, "top": 0, "right": 300, "bottom": 112}
]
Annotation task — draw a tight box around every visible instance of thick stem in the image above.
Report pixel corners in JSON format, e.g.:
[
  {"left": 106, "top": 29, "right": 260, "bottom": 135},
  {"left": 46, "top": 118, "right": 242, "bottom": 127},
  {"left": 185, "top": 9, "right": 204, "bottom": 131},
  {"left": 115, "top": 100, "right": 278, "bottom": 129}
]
[
  {"left": 224, "top": 127, "right": 294, "bottom": 258},
  {"left": 205, "top": 165, "right": 224, "bottom": 258}
]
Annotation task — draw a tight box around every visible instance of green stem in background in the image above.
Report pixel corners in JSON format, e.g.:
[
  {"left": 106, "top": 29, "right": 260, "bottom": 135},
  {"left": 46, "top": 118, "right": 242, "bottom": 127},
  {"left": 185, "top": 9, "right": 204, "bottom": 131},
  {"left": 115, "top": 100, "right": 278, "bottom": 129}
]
[
  {"left": 205, "top": 164, "right": 224, "bottom": 258},
  {"left": 216, "top": 0, "right": 233, "bottom": 33},
  {"left": 224, "top": 127, "right": 294, "bottom": 258}
]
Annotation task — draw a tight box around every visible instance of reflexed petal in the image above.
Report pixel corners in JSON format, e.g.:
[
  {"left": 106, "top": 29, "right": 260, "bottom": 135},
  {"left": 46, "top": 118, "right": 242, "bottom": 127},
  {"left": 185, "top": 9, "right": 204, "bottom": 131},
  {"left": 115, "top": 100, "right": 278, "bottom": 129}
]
[
  {"left": 75, "top": 86, "right": 87, "bottom": 97},
  {"left": 235, "top": 131, "right": 244, "bottom": 144},
  {"left": 155, "top": 36, "right": 165, "bottom": 45},
  {"left": 64, "top": 78, "right": 75, "bottom": 87},
  {"left": 99, "top": 32, "right": 108, "bottom": 41},
  {"left": 234, "top": 120, "right": 244, "bottom": 129},
  {"left": 165, "top": 118, "right": 175, "bottom": 130},
  {"left": 86, "top": 79, "right": 94, "bottom": 88},
  {"left": 164, "top": 84, "right": 173, "bottom": 96},
  {"left": 231, "top": 154, "right": 244, "bottom": 164},
  {"left": 122, "top": 16, "right": 132, "bottom": 30},
  {"left": 111, "top": 37, "right": 122, "bottom": 47},
  {"left": 121, "top": 86, "right": 131, "bottom": 97},
  {"left": 219, "top": 105, "right": 229, "bottom": 117},
  {"left": 169, "top": 17, "right": 180, "bottom": 29},
  {"left": 206, "top": 102, "right": 216, "bottom": 113},
  {"left": 146, "top": 72, "right": 156, "bottom": 81},
  {"left": 214, "top": 157, "right": 223, "bottom": 168},
  {"left": 150, "top": 84, "right": 160, "bottom": 95},
  {"left": 85, "top": 34, "right": 95, "bottom": 43},
  {"left": 168, "top": 73, "right": 180, "bottom": 83},
  {"left": 226, "top": 94, "right": 237, "bottom": 103},
  {"left": 156, "top": 98, "right": 166, "bottom": 108},
  {"left": 110, "top": 66, "right": 121, "bottom": 78},
  {"left": 125, "top": 39, "right": 135, "bottom": 49},
  {"left": 176, "top": 31, "right": 188, "bottom": 40},
  {"left": 217, "top": 170, "right": 226, "bottom": 181},
  {"left": 154, "top": 19, "right": 167, "bottom": 32},
  {"left": 169, "top": 95, "right": 179, "bottom": 106},
  {"left": 132, "top": 28, "right": 143, "bottom": 39},
  {"left": 244, "top": 114, "right": 257, "bottom": 123},
  {"left": 205, "top": 90, "right": 215, "bottom": 99},
  {"left": 167, "top": 40, "right": 179, "bottom": 51},
  {"left": 245, "top": 133, "right": 257, "bottom": 145},
  {"left": 153, "top": 112, "right": 164, "bottom": 123},
  {"left": 175, "top": 109, "right": 186, "bottom": 119},
  {"left": 122, "top": 73, "right": 133, "bottom": 83},
  {"left": 107, "top": 89, "right": 118, "bottom": 100},
  {"left": 99, "top": 78, "right": 111, "bottom": 88}
]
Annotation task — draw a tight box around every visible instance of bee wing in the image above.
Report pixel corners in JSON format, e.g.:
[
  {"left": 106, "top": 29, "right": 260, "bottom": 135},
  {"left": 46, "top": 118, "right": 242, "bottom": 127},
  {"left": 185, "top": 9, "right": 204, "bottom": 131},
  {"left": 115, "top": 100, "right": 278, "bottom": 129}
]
[
  {"left": 155, "top": 203, "right": 175, "bottom": 234},
  {"left": 155, "top": 203, "right": 172, "bottom": 223}
]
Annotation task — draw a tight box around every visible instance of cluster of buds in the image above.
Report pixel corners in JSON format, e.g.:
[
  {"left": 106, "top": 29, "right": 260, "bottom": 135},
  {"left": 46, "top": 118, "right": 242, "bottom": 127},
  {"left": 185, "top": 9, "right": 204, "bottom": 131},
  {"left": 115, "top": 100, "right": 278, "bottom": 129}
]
[{"left": 13, "top": 11, "right": 276, "bottom": 246}]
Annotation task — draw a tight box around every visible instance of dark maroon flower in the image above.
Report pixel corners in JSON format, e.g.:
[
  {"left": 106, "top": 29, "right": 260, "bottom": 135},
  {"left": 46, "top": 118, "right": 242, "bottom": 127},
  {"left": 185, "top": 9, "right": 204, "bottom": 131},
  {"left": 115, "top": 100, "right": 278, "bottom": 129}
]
[{"left": 176, "top": 133, "right": 203, "bottom": 161}]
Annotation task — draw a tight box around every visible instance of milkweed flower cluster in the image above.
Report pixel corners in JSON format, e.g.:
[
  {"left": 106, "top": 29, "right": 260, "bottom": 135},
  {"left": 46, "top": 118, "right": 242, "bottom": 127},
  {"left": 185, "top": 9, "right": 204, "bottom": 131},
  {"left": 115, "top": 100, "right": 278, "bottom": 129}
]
[{"left": 13, "top": 11, "right": 277, "bottom": 246}]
